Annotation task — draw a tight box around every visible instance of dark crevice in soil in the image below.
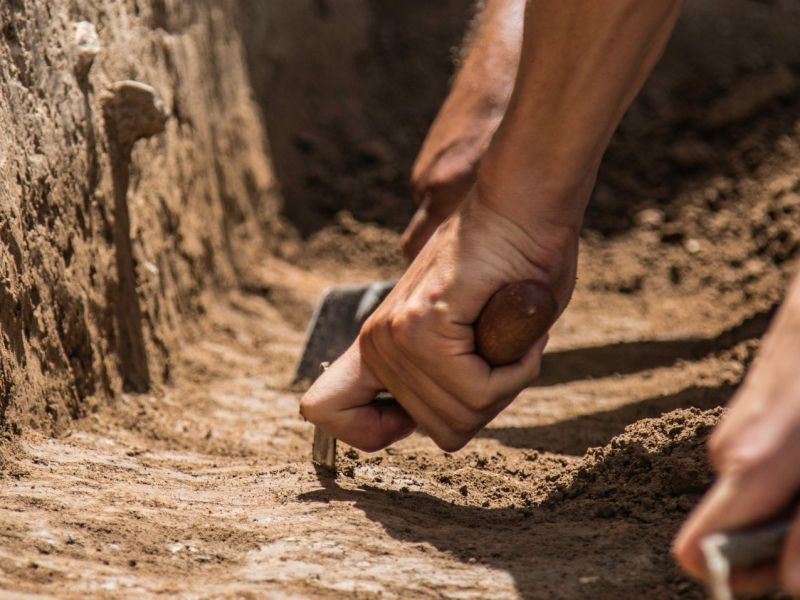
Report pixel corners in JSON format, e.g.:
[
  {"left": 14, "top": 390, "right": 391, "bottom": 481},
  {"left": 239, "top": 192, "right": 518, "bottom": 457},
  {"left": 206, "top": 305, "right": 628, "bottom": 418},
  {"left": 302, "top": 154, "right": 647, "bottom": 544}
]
[{"left": 538, "top": 304, "right": 775, "bottom": 386}]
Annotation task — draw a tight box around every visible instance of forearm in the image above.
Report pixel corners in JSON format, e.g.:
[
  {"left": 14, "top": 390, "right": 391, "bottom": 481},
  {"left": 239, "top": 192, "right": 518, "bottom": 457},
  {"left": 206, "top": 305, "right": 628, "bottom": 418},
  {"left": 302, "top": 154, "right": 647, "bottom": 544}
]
[
  {"left": 411, "top": 0, "right": 525, "bottom": 195},
  {"left": 480, "top": 0, "right": 684, "bottom": 230},
  {"left": 449, "top": 0, "right": 525, "bottom": 119}
]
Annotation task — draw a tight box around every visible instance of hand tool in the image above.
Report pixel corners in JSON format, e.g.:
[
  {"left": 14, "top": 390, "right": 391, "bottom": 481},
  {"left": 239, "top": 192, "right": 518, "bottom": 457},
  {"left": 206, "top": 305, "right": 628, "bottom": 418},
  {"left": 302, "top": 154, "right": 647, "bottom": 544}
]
[
  {"left": 702, "top": 511, "right": 796, "bottom": 600},
  {"left": 298, "top": 280, "right": 557, "bottom": 472}
]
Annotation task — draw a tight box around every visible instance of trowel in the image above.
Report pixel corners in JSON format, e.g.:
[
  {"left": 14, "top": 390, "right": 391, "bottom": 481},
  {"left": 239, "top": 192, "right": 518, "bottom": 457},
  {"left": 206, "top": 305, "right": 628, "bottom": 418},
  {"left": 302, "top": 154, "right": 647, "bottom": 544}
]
[
  {"left": 295, "top": 279, "right": 558, "bottom": 472},
  {"left": 702, "top": 509, "right": 797, "bottom": 600},
  {"left": 294, "top": 280, "right": 396, "bottom": 471}
]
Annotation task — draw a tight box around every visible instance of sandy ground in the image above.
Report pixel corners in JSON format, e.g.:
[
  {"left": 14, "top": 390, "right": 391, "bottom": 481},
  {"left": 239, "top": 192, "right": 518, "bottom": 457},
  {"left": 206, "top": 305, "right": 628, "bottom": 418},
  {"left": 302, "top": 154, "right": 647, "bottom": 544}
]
[
  {"left": 0, "top": 202, "right": 791, "bottom": 598},
  {"left": 3, "top": 3, "right": 800, "bottom": 599}
]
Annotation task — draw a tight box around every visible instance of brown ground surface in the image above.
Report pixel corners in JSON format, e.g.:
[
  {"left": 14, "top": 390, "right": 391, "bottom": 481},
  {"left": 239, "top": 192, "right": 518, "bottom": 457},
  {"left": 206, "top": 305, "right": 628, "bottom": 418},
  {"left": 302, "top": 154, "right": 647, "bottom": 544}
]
[
  {"left": 2, "top": 142, "right": 799, "bottom": 597},
  {"left": 3, "top": 3, "right": 800, "bottom": 599}
]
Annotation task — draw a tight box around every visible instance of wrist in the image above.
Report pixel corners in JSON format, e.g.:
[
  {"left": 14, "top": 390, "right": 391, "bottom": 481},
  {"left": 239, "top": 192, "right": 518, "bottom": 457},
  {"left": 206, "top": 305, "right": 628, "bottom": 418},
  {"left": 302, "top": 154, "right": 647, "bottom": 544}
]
[
  {"left": 476, "top": 140, "right": 596, "bottom": 236},
  {"left": 468, "top": 179, "right": 581, "bottom": 271}
]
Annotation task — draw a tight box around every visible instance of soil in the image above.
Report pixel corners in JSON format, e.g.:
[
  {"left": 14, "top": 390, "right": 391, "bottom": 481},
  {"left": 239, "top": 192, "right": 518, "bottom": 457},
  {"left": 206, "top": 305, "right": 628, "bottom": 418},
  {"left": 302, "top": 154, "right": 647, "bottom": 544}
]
[{"left": 2, "top": 1, "right": 800, "bottom": 599}]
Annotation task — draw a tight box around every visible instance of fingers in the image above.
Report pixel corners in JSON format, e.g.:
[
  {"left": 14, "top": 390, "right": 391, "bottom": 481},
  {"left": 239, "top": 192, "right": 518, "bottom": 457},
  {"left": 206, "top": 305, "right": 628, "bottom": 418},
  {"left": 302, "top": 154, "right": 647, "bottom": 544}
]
[
  {"left": 486, "top": 335, "right": 548, "bottom": 400},
  {"left": 674, "top": 427, "right": 800, "bottom": 595},
  {"left": 301, "top": 302, "right": 550, "bottom": 455},
  {"left": 361, "top": 314, "right": 549, "bottom": 450},
  {"left": 728, "top": 565, "right": 781, "bottom": 596},
  {"left": 361, "top": 325, "right": 484, "bottom": 452},
  {"left": 300, "top": 344, "right": 416, "bottom": 452},
  {"left": 402, "top": 174, "right": 472, "bottom": 262}
]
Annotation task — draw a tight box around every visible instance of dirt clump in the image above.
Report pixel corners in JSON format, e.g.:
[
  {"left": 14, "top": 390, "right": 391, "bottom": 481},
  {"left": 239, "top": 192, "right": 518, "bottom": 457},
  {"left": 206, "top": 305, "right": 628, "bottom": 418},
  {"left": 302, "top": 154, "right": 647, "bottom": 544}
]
[{"left": 546, "top": 408, "right": 721, "bottom": 519}]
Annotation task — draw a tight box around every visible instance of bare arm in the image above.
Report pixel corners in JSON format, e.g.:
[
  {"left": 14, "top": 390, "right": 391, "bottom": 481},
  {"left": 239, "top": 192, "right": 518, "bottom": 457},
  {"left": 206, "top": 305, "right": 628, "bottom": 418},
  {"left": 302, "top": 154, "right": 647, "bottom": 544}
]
[
  {"left": 303, "top": 1, "right": 683, "bottom": 452},
  {"left": 480, "top": 1, "right": 683, "bottom": 231},
  {"left": 402, "top": 0, "right": 525, "bottom": 260}
]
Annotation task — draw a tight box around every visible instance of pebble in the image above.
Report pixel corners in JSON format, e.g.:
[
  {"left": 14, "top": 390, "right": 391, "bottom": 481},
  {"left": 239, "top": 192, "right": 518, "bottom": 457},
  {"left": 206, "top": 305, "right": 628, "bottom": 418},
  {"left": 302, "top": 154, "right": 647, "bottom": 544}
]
[
  {"left": 634, "top": 208, "right": 665, "bottom": 228},
  {"left": 101, "top": 81, "right": 168, "bottom": 150},
  {"left": 684, "top": 239, "right": 702, "bottom": 254}
]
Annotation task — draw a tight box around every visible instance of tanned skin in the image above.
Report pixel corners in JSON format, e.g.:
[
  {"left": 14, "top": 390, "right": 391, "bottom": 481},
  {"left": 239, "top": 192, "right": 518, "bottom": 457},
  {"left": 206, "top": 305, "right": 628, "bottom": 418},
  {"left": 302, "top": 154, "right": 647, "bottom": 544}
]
[
  {"left": 401, "top": 0, "right": 525, "bottom": 261},
  {"left": 303, "top": 1, "right": 800, "bottom": 594}
]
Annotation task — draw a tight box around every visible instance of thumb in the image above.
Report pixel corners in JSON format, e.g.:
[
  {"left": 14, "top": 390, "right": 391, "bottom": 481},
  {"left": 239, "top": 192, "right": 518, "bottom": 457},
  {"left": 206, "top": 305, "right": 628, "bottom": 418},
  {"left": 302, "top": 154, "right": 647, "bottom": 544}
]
[{"left": 299, "top": 342, "right": 417, "bottom": 452}]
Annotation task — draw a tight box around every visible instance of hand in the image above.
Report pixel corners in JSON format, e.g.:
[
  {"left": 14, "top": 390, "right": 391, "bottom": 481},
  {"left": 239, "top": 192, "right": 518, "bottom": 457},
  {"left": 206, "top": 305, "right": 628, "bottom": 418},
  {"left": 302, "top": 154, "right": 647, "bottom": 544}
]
[
  {"left": 674, "top": 277, "right": 800, "bottom": 595},
  {"left": 400, "top": 97, "right": 504, "bottom": 262},
  {"left": 399, "top": 0, "right": 526, "bottom": 261},
  {"left": 301, "top": 186, "right": 578, "bottom": 452},
  {"left": 400, "top": 136, "right": 481, "bottom": 262}
]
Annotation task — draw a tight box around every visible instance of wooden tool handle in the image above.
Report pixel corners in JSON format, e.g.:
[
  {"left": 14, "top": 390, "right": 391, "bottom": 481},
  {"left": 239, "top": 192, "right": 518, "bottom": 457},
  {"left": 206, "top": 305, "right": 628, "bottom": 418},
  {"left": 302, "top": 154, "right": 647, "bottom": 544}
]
[{"left": 475, "top": 280, "right": 558, "bottom": 367}]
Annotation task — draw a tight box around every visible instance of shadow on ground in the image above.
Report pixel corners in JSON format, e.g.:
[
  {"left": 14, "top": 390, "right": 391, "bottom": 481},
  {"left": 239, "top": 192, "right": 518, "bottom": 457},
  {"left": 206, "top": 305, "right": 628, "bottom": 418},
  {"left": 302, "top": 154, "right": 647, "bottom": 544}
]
[
  {"left": 479, "top": 382, "right": 735, "bottom": 456},
  {"left": 537, "top": 304, "right": 773, "bottom": 387},
  {"left": 301, "top": 413, "right": 715, "bottom": 600}
]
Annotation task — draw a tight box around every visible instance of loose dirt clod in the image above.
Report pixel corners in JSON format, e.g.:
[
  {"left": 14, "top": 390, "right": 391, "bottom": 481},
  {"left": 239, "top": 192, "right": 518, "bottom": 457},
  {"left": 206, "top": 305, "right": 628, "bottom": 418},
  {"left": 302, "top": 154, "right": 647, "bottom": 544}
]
[
  {"left": 100, "top": 81, "right": 168, "bottom": 151},
  {"left": 71, "top": 21, "right": 100, "bottom": 79}
]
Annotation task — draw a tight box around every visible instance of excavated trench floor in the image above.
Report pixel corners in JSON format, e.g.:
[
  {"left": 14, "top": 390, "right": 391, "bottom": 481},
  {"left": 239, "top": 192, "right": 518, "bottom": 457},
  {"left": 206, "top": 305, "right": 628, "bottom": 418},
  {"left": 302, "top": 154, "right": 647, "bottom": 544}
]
[{"left": 0, "top": 196, "right": 794, "bottom": 598}]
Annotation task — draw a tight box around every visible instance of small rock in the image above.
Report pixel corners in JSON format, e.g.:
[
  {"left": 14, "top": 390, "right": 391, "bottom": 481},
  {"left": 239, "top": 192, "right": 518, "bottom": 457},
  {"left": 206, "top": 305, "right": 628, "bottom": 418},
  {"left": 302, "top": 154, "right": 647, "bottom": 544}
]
[
  {"left": 744, "top": 259, "right": 765, "bottom": 277},
  {"left": 634, "top": 208, "right": 665, "bottom": 228},
  {"left": 766, "top": 174, "right": 797, "bottom": 198},
  {"left": 168, "top": 542, "right": 184, "bottom": 554},
  {"left": 72, "top": 21, "right": 101, "bottom": 79},
  {"left": 143, "top": 260, "right": 159, "bottom": 275},
  {"left": 101, "top": 81, "right": 168, "bottom": 151},
  {"left": 684, "top": 239, "right": 701, "bottom": 254}
]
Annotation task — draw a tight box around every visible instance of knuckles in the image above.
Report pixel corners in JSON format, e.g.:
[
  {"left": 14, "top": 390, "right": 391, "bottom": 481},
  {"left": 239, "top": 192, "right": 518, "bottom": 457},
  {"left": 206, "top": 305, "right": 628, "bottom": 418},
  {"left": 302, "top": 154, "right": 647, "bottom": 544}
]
[
  {"left": 364, "top": 306, "right": 426, "bottom": 355},
  {"left": 388, "top": 312, "right": 416, "bottom": 349},
  {"left": 352, "top": 435, "right": 392, "bottom": 454},
  {"left": 460, "top": 390, "right": 496, "bottom": 413},
  {"left": 432, "top": 412, "right": 485, "bottom": 452},
  {"left": 298, "top": 393, "right": 321, "bottom": 425}
]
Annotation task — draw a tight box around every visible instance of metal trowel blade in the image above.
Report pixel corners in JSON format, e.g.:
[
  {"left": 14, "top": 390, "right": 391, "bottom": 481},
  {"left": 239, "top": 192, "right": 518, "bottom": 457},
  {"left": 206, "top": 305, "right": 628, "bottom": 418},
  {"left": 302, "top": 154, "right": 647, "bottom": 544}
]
[
  {"left": 294, "top": 281, "right": 395, "bottom": 384},
  {"left": 296, "top": 280, "right": 395, "bottom": 471}
]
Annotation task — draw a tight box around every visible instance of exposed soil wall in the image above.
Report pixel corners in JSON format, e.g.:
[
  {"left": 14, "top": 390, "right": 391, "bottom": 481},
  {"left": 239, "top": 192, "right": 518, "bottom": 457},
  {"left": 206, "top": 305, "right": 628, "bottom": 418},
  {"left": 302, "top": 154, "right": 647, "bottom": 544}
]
[
  {"left": 237, "top": 0, "right": 473, "bottom": 234},
  {"left": 4, "top": 0, "right": 800, "bottom": 439},
  {"left": 0, "top": 0, "right": 279, "bottom": 434}
]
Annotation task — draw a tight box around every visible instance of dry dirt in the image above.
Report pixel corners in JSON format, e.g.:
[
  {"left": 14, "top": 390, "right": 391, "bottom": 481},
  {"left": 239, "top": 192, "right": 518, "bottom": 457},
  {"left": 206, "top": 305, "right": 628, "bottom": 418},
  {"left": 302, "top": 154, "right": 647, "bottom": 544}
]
[
  {"left": 3, "top": 2, "right": 800, "bottom": 599},
  {"left": 2, "top": 149, "right": 800, "bottom": 598}
]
